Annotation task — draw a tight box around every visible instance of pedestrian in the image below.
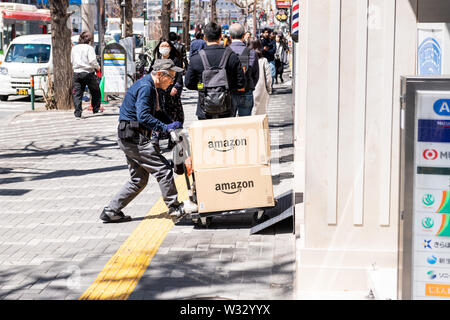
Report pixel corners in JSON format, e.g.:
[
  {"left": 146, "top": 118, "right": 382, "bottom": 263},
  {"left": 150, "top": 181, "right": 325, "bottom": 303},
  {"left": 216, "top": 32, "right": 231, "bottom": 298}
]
[
  {"left": 185, "top": 22, "right": 245, "bottom": 120},
  {"left": 189, "top": 31, "right": 206, "bottom": 59},
  {"left": 274, "top": 34, "right": 288, "bottom": 83},
  {"left": 243, "top": 31, "right": 251, "bottom": 46},
  {"left": 229, "top": 23, "right": 259, "bottom": 117},
  {"left": 169, "top": 32, "right": 189, "bottom": 71},
  {"left": 261, "top": 28, "right": 276, "bottom": 89},
  {"left": 101, "top": 59, "right": 186, "bottom": 223},
  {"left": 250, "top": 38, "right": 272, "bottom": 115},
  {"left": 71, "top": 31, "right": 102, "bottom": 119},
  {"left": 150, "top": 39, "right": 185, "bottom": 148}
]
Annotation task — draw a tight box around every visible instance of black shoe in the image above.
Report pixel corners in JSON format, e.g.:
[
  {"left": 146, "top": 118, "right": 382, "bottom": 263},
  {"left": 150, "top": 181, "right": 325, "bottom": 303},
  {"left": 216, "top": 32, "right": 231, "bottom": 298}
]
[
  {"left": 168, "top": 203, "right": 186, "bottom": 219},
  {"left": 100, "top": 207, "right": 131, "bottom": 223}
]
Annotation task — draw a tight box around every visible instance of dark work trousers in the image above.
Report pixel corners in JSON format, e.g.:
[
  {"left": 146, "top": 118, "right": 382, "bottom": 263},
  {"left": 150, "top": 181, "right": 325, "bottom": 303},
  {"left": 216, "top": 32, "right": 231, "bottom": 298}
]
[
  {"left": 73, "top": 72, "right": 101, "bottom": 117},
  {"left": 108, "top": 134, "right": 180, "bottom": 213}
]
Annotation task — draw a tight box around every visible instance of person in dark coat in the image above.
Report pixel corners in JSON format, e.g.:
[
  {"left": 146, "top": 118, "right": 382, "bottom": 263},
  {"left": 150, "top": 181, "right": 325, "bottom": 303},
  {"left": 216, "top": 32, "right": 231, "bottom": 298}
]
[
  {"left": 150, "top": 38, "right": 184, "bottom": 148},
  {"left": 261, "top": 28, "right": 276, "bottom": 88},
  {"left": 189, "top": 31, "right": 207, "bottom": 59},
  {"left": 185, "top": 22, "right": 246, "bottom": 120},
  {"left": 229, "top": 23, "right": 259, "bottom": 116}
]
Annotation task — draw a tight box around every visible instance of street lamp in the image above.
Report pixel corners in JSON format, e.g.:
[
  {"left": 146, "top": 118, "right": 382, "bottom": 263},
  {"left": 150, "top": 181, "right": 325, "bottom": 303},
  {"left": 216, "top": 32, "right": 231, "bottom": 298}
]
[
  {"left": 121, "top": 0, "right": 126, "bottom": 39},
  {"left": 143, "top": 7, "right": 147, "bottom": 46}
]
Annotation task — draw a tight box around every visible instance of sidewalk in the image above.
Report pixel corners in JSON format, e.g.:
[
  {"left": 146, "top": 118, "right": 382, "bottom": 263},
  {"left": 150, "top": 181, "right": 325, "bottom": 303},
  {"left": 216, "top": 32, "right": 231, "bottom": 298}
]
[{"left": 0, "top": 79, "right": 295, "bottom": 300}]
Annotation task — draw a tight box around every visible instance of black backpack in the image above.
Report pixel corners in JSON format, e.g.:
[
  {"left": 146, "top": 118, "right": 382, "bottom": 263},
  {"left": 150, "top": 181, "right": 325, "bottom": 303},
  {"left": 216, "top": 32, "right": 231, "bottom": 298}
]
[
  {"left": 198, "top": 47, "right": 233, "bottom": 116},
  {"left": 238, "top": 47, "right": 252, "bottom": 92}
]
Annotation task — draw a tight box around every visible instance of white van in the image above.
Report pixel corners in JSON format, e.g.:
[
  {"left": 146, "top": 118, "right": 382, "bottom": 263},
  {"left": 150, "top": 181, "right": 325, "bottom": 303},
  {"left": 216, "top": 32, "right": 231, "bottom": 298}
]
[{"left": 0, "top": 34, "right": 52, "bottom": 101}]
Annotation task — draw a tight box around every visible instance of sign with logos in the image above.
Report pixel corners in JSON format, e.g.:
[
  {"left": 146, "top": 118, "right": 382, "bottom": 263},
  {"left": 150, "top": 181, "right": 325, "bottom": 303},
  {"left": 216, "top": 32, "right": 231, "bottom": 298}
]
[
  {"left": 413, "top": 90, "right": 450, "bottom": 299},
  {"left": 417, "top": 24, "right": 450, "bottom": 76},
  {"left": 418, "top": 31, "right": 442, "bottom": 75},
  {"left": 102, "top": 43, "right": 127, "bottom": 95},
  {"left": 276, "top": 0, "right": 291, "bottom": 9}
]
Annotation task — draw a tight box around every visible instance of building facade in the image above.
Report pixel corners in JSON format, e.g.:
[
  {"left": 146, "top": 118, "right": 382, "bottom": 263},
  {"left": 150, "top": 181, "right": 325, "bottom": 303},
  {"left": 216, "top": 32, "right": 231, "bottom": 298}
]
[{"left": 293, "top": 0, "right": 450, "bottom": 299}]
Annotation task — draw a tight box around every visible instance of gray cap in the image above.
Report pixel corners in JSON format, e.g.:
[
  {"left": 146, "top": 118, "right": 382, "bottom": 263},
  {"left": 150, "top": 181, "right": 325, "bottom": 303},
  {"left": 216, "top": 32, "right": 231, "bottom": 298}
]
[{"left": 152, "top": 59, "right": 184, "bottom": 73}]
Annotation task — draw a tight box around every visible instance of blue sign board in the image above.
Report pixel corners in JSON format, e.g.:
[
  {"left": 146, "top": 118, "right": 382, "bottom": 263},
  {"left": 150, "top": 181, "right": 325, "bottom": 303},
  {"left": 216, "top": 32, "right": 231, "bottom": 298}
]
[{"left": 418, "top": 119, "right": 450, "bottom": 143}]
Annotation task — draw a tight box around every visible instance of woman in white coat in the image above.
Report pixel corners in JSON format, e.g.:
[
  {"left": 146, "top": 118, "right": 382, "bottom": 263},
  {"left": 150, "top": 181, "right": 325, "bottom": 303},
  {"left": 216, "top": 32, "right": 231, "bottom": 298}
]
[{"left": 250, "top": 39, "right": 272, "bottom": 115}]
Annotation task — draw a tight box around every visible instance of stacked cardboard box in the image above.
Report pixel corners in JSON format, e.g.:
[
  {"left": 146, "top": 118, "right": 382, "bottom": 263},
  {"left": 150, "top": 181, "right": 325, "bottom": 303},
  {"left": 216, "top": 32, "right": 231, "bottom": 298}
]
[{"left": 188, "top": 115, "right": 274, "bottom": 213}]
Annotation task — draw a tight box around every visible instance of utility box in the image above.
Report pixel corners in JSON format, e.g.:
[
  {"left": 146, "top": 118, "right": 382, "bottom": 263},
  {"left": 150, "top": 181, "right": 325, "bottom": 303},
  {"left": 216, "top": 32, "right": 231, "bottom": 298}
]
[{"left": 399, "top": 76, "right": 450, "bottom": 300}]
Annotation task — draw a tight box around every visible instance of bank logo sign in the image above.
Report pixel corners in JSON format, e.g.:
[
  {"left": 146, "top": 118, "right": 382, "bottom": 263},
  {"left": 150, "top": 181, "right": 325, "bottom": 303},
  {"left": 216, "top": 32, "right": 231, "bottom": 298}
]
[
  {"left": 434, "top": 99, "right": 450, "bottom": 116},
  {"left": 422, "top": 217, "right": 435, "bottom": 229},
  {"left": 427, "top": 255, "right": 438, "bottom": 265},
  {"left": 422, "top": 193, "right": 435, "bottom": 206},
  {"left": 423, "top": 149, "right": 438, "bottom": 160}
]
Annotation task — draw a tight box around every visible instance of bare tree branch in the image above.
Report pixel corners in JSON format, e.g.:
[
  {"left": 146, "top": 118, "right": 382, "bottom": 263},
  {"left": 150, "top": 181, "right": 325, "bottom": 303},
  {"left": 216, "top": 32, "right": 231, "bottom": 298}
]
[{"left": 229, "top": 0, "right": 254, "bottom": 9}]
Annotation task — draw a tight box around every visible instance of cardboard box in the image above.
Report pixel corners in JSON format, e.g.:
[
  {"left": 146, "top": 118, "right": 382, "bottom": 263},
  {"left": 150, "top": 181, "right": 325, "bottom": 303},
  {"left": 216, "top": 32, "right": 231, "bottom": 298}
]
[
  {"left": 195, "top": 164, "right": 274, "bottom": 213},
  {"left": 188, "top": 115, "right": 271, "bottom": 170}
]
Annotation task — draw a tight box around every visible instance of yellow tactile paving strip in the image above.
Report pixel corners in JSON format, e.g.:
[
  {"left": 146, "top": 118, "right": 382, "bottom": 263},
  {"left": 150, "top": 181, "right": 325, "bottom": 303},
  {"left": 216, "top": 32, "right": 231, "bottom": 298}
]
[{"left": 79, "top": 175, "right": 188, "bottom": 300}]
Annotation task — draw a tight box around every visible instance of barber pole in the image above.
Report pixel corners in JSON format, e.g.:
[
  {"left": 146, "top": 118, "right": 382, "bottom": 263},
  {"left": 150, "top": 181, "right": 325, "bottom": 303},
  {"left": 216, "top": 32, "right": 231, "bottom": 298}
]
[{"left": 291, "top": 0, "right": 299, "bottom": 42}]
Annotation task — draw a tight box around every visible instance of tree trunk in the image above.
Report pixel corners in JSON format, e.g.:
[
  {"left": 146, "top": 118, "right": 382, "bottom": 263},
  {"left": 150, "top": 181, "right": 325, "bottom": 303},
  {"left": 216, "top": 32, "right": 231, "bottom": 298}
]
[
  {"left": 210, "top": 0, "right": 217, "bottom": 23},
  {"left": 125, "top": 0, "right": 133, "bottom": 37},
  {"left": 182, "top": 0, "right": 191, "bottom": 47},
  {"left": 161, "top": 0, "right": 172, "bottom": 39},
  {"left": 49, "top": 0, "right": 73, "bottom": 110}
]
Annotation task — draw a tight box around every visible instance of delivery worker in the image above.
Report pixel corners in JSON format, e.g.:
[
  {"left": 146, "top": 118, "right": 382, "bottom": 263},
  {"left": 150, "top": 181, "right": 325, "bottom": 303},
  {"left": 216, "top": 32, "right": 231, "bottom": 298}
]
[{"left": 101, "top": 59, "right": 186, "bottom": 223}]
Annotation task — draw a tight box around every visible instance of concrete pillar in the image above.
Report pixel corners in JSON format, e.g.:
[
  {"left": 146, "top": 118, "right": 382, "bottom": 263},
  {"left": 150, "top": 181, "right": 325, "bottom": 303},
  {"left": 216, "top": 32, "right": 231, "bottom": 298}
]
[{"left": 294, "top": 0, "right": 418, "bottom": 298}]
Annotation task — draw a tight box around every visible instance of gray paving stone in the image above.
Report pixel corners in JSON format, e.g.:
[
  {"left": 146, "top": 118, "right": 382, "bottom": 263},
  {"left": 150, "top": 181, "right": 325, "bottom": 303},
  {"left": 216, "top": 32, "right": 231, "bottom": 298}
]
[{"left": 0, "top": 81, "right": 295, "bottom": 300}]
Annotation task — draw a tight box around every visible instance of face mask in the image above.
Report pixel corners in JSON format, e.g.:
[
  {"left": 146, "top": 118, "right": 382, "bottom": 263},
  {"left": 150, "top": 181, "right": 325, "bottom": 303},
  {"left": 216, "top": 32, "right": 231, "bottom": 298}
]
[{"left": 159, "top": 47, "right": 170, "bottom": 56}]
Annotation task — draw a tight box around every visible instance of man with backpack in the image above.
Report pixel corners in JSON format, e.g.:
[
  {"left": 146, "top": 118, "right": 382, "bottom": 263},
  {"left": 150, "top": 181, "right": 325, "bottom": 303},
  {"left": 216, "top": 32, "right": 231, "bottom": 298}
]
[
  {"left": 185, "top": 22, "right": 245, "bottom": 120},
  {"left": 229, "top": 23, "right": 259, "bottom": 116}
]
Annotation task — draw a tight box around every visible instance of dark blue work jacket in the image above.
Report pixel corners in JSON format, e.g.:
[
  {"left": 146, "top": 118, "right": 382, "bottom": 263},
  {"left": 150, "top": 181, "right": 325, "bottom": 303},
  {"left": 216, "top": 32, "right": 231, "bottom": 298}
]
[{"left": 118, "top": 74, "right": 168, "bottom": 132}]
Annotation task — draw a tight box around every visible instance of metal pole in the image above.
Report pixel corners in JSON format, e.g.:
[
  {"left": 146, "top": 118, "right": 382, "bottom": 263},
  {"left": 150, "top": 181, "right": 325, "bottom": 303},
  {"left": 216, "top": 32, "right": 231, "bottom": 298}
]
[
  {"left": 121, "top": 1, "right": 126, "bottom": 39},
  {"left": 30, "top": 75, "right": 35, "bottom": 111}
]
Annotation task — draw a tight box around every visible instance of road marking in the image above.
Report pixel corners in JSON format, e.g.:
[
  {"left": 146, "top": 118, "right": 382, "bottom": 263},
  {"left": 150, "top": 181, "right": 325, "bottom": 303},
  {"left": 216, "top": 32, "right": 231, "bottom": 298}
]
[{"left": 79, "top": 175, "right": 188, "bottom": 300}]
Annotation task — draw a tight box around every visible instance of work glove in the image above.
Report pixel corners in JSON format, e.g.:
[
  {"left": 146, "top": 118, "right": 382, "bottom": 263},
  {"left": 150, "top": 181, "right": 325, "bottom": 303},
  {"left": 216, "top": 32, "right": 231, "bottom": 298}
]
[{"left": 166, "top": 121, "right": 183, "bottom": 131}]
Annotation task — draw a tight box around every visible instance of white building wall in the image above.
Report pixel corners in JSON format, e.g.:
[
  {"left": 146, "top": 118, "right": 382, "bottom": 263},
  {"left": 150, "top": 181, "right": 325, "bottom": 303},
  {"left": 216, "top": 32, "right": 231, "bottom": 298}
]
[{"left": 294, "top": 0, "right": 419, "bottom": 297}]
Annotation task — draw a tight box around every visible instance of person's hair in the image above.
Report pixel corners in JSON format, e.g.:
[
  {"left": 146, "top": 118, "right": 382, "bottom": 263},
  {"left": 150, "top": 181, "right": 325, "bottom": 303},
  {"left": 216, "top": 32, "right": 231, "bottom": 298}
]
[
  {"left": 195, "top": 31, "right": 203, "bottom": 40},
  {"left": 151, "top": 69, "right": 171, "bottom": 76},
  {"left": 168, "top": 32, "right": 178, "bottom": 42},
  {"left": 153, "top": 38, "right": 182, "bottom": 60},
  {"left": 249, "top": 38, "right": 262, "bottom": 59},
  {"left": 78, "top": 31, "right": 93, "bottom": 44},
  {"left": 263, "top": 28, "right": 271, "bottom": 34},
  {"left": 204, "top": 22, "right": 222, "bottom": 42},
  {"left": 229, "top": 23, "right": 245, "bottom": 39}
]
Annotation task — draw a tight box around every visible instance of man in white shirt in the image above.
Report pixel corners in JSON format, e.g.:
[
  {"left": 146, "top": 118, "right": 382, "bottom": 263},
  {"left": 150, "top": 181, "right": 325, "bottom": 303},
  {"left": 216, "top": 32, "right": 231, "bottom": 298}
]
[{"left": 71, "top": 31, "right": 101, "bottom": 119}]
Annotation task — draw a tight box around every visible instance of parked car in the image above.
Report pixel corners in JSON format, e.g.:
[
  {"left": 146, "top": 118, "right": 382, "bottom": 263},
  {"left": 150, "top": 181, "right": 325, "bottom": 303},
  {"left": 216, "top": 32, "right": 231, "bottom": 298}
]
[{"left": 0, "top": 34, "right": 51, "bottom": 101}]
